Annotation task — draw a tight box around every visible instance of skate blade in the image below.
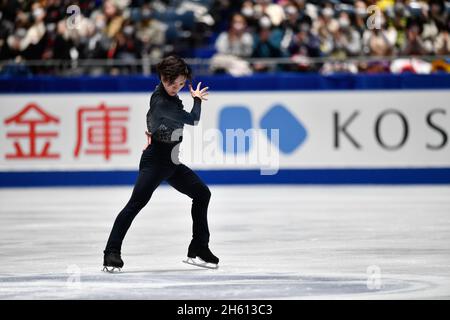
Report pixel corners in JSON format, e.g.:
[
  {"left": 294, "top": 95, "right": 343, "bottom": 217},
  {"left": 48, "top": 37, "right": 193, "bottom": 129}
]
[
  {"left": 102, "top": 266, "right": 122, "bottom": 273},
  {"left": 183, "top": 257, "right": 219, "bottom": 270}
]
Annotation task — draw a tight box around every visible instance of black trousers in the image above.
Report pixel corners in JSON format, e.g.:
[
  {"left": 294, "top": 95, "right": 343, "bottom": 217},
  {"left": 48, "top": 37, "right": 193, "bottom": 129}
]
[{"left": 105, "top": 141, "right": 211, "bottom": 253}]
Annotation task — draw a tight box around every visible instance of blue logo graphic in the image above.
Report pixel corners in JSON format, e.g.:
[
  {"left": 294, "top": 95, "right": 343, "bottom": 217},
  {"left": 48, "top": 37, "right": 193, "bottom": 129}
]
[
  {"left": 260, "top": 105, "right": 308, "bottom": 154},
  {"left": 219, "top": 104, "right": 308, "bottom": 154},
  {"left": 219, "top": 106, "right": 252, "bottom": 153}
]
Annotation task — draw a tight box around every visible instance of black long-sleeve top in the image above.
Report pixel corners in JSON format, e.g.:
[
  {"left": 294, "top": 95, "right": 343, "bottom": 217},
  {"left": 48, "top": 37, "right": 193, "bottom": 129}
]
[{"left": 146, "top": 82, "right": 202, "bottom": 143}]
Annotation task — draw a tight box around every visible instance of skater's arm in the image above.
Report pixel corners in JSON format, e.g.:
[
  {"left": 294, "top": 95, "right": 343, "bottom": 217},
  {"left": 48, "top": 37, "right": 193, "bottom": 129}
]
[
  {"left": 152, "top": 82, "right": 208, "bottom": 126},
  {"left": 181, "top": 81, "right": 209, "bottom": 125},
  {"left": 160, "top": 96, "right": 202, "bottom": 125}
]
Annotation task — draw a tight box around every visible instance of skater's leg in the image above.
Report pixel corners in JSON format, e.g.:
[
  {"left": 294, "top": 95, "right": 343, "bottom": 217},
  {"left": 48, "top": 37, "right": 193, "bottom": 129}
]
[
  {"left": 166, "top": 164, "right": 211, "bottom": 246},
  {"left": 105, "top": 166, "right": 164, "bottom": 253}
]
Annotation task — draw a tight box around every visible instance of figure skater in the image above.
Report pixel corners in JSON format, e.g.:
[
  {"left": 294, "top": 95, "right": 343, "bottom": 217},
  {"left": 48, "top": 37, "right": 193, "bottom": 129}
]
[{"left": 103, "top": 55, "right": 218, "bottom": 271}]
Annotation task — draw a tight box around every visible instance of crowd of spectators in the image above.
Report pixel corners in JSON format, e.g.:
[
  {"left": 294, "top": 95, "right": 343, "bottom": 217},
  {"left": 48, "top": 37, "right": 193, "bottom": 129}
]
[{"left": 0, "top": 0, "right": 449, "bottom": 75}]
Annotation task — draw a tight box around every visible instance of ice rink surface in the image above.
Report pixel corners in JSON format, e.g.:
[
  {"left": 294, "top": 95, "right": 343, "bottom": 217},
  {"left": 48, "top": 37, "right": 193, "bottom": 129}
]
[{"left": 0, "top": 185, "right": 449, "bottom": 299}]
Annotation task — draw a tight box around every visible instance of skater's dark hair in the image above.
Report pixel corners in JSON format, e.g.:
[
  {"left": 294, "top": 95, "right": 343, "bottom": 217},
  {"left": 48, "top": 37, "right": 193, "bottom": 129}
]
[{"left": 156, "top": 55, "right": 192, "bottom": 84}]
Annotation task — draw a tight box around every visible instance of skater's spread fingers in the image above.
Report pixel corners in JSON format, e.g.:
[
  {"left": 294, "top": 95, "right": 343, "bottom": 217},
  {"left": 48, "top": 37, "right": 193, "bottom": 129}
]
[
  {"left": 200, "top": 86, "right": 209, "bottom": 93},
  {"left": 196, "top": 82, "right": 201, "bottom": 91}
]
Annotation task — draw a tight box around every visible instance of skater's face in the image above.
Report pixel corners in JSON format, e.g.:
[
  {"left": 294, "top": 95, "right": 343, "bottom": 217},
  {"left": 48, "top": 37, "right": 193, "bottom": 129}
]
[{"left": 162, "top": 75, "right": 186, "bottom": 96}]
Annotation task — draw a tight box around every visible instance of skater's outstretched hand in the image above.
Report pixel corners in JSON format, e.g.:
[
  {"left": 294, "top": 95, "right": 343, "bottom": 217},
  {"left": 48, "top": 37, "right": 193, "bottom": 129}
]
[
  {"left": 190, "top": 82, "right": 209, "bottom": 101},
  {"left": 143, "top": 130, "right": 152, "bottom": 151}
]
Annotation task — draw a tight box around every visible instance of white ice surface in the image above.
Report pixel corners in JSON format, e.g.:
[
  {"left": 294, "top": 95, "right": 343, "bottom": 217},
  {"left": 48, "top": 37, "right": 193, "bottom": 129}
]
[{"left": 0, "top": 185, "right": 449, "bottom": 299}]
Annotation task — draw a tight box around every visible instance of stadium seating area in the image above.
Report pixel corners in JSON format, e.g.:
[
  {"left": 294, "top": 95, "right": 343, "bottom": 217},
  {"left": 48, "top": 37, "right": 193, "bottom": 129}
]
[{"left": 0, "top": 0, "right": 449, "bottom": 75}]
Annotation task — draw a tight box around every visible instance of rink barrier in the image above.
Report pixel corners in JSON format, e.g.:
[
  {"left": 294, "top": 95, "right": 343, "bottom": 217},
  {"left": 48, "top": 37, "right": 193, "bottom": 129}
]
[
  {"left": 1, "top": 73, "right": 450, "bottom": 92},
  {"left": 1, "top": 168, "right": 449, "bottom": 187},
  {"left": 1, "top": 73, "right": 449, "bottom": 186}
]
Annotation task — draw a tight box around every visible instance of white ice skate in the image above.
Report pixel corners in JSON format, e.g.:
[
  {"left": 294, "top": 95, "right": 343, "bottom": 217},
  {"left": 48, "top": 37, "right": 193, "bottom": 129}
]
[
  {"left": 183, "top": 257, "right": 219, "bottom": 269},
  {"left": 102, "top": 266, "right": 122, "bottom": 273}
]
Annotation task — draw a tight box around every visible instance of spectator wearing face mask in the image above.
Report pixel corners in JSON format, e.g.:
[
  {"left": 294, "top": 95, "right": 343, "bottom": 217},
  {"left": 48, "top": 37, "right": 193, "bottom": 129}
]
[
  {"left": 334, "top": 12, "right": 362, "bottom": 57},
  {"left": 107, "top": 24, "right": 141, "bottom": 61},
  {"left": 312, "top": 4, "right": 337, "bottom": 35},
  {"left": 313, "top": 4, "right": 340, "bottom": 56},
  {"left": 252, "top": 0, "right": 286, "bottom": 27},
  {"left": 353, "top": 0, "right": 369, "bottom": 36},
  {"left": 83, "top": 12, "right": 110, "bottom": 60},
  {"left": 215, "top": 13, "right": 253, "bottom": 58},
  {"left": 280, "top": 2, "right": 313, "bottom": 56},
  {"left": 107, "top": 26, "right": 142, "bottom": 75},
  {"left": 16, "top": 2, "right": 47, "bottom": 60},
  {"left": 211, "top": 13, "right": 253, "bottom": 76},
  {"left": 251, "top": 15, "right": 283, "bottom": 72},
  {"left": 240, "top": 0, "right": 259, "bottom": 32}
]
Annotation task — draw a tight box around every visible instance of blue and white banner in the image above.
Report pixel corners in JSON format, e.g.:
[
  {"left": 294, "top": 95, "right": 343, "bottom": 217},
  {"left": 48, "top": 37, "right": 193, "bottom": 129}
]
[
  {"left": 1, "top": 91, "right": 449, "bottom": 168},
  {"left": 0, "top": 88, "right": 449, "bottom": 185}
]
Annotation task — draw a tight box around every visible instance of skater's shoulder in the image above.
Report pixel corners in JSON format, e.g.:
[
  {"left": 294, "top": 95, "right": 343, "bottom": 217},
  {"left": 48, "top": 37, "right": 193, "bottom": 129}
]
[
  {"left": 150, "top": 90, "right": 159, "bottom": 100},
  {"left": 150, "top": 85, "right": 162, "bottom": 98},
  {"left": 150, "top": 86, "right": 182, "bottom": 109},
  {"left": 150, "top": 88, "right": 166, "bottom": 105},
  {"left": 150, "top": 83, "right": 175, "bottom": 102}
]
